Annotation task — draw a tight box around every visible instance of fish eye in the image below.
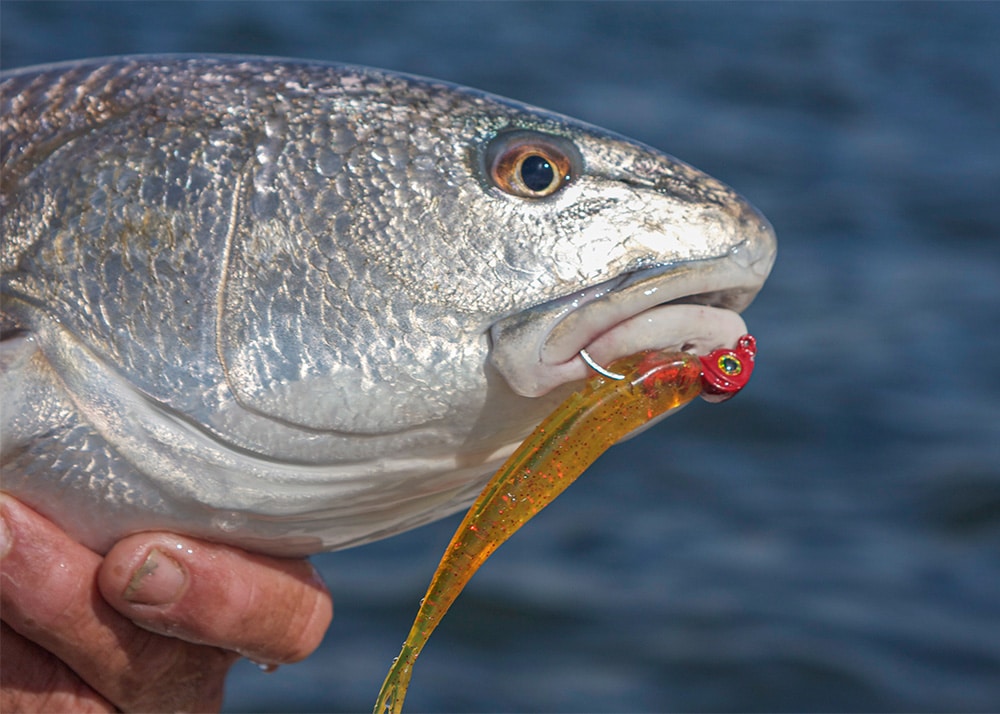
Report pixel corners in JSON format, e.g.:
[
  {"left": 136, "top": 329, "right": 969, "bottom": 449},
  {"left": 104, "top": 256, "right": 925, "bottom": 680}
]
[{"left": 485, "top": 130, "right": 579, "bottom": 199}]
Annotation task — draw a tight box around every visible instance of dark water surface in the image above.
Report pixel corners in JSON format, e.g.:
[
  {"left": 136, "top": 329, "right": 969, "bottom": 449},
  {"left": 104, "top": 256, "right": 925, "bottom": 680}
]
[{"left": 3, "top": 2, "right": 999, "bottom": 712}]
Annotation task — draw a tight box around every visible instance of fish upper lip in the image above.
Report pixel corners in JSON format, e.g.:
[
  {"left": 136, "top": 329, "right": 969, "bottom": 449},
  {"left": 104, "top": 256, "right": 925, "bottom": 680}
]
[{"left": 489, "top": 243, "right": 772, "bottom": 398}]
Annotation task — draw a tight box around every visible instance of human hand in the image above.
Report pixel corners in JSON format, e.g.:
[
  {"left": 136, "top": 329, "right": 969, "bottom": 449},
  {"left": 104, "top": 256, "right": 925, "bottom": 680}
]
[{"left": 0, "top": 493, "right": 333, "bottom": 712}]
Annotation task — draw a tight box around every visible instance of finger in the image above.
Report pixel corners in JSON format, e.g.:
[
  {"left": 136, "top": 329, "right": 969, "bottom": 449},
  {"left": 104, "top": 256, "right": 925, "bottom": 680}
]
[
  {"left": 99, "top": 531, "right": 333, "bottom": 665},
  {"left": 0, "top": 494, "right": 235, "bottom": 712},
  {"left": 0, "top": 623, "right": 114, "bottom": 714}
]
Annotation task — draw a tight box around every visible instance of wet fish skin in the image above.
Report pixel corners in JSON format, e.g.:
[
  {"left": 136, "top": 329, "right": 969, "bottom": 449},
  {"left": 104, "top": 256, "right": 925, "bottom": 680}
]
[{"left": 0, "top": 56, "right": 775, "bottom": 555}]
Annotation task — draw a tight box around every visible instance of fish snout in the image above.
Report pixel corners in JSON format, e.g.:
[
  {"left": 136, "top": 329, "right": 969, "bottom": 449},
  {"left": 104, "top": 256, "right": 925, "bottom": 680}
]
[{"left": 488, "top": 189, "right": 776, "bottom": 399}]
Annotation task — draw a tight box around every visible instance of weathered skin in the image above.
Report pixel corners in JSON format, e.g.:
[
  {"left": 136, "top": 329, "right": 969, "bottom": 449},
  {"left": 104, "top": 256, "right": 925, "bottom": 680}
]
[{"left": 0, "top": 56, "right": 776, "bottom": 556}]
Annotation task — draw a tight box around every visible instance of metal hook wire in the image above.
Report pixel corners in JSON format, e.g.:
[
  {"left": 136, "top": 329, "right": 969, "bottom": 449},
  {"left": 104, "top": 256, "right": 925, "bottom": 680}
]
[{"left": 579, "top": 348, "right": 626, "bottom": 380}]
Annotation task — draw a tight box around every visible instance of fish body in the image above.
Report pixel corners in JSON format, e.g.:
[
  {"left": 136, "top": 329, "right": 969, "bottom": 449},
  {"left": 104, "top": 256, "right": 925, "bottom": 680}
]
[{"left": 0, "top": 56, "right": 775, "bottom": 556}]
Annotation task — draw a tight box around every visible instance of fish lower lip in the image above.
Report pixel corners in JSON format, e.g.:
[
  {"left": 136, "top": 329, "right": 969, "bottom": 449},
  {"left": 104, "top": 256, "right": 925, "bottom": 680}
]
[
  {"left": 558, "top": 302, "right": 748, "bottom": 368},
  {"left": 489, "top": 256, "right": 761, "bottom": 398}
]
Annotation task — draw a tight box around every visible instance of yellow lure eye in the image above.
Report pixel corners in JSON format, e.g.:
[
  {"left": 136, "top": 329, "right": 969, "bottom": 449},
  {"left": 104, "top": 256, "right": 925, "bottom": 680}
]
[{"left": 717, "top": 354, "right": 742, "bottom": 376}]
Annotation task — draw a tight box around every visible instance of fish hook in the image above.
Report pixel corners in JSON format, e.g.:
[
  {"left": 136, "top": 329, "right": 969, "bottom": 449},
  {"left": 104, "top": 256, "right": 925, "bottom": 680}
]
[{"left": 579, "top": 348, "right": 626, "bottom": 380}]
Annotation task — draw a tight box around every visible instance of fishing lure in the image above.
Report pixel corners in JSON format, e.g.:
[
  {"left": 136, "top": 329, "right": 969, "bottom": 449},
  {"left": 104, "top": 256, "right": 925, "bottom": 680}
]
[{"left": 374, "top": 335, "right": 757, "bottom": 714}]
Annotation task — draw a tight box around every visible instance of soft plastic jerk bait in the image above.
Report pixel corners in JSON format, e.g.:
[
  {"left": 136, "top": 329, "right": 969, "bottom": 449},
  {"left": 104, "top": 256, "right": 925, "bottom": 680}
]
[{"left": 374, "top": 335, "right": 757, "bottom": 713}]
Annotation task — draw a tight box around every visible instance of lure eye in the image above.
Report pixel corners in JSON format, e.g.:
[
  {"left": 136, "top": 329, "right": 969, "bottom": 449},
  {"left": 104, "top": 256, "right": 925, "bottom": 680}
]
[
  {"left": 485, "top": 130, "right": 579, "bottom": 199},
  {"left": 717, "top": 354, "right": 742, "bottom": 376}
]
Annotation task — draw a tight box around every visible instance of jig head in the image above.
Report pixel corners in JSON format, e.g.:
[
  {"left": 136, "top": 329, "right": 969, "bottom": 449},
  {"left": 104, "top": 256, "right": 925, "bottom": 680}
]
[{"left": 697, "top": 334, "right": 757, "bottom": 402}]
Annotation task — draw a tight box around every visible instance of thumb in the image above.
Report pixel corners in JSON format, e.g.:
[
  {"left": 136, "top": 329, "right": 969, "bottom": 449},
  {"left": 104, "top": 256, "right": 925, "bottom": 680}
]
[{"left": 98, "top": 532, "right": 333, "bottom": 664}]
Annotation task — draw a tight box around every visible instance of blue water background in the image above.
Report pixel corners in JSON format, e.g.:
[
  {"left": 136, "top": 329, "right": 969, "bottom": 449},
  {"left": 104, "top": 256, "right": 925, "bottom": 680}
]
[{"left": 3, "top": 2, "right": 999, "bottom": 711}]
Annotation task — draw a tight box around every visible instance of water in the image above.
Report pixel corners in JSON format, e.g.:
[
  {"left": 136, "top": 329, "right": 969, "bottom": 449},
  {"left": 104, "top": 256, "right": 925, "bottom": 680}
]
[{"left": 3, "top": 2, "right": 999, "bottom": 711}]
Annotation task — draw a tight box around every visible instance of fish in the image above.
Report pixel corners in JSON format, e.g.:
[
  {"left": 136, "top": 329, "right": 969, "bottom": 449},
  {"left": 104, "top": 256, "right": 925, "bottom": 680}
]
[
  {"left": 0, "top": 56, "right": 776, "bottom": 557},
  {"left": 374, "top": 338, "right": 757, "bottom": 713}
]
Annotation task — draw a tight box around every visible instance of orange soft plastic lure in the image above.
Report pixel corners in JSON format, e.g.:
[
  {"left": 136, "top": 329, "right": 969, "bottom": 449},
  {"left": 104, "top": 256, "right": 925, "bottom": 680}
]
[{"left": 374, "top": 335, "right": 757, "bottom": 714}]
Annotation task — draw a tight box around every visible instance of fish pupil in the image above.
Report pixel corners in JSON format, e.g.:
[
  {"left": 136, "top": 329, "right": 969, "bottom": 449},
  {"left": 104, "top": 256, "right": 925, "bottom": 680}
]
[{"left": 521, "top": 154, "right": 556, "bottom": 192}]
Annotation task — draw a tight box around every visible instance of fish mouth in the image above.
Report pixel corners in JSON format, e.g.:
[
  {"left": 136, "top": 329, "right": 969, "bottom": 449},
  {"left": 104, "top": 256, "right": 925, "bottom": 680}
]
[{"left": 489, "top": 245, "right": 770, "bottom": 398}]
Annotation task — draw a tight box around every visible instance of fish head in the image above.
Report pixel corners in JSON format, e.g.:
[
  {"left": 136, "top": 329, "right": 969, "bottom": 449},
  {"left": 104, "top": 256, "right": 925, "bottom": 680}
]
[{"left": 212, "top": 72, "right": 775, "bottom": 466}]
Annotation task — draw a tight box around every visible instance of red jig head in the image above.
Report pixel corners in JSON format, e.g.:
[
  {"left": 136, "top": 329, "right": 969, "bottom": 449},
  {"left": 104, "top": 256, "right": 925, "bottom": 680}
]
[{"left": 698, "top": 334, "right": 757, "bottom": 403}]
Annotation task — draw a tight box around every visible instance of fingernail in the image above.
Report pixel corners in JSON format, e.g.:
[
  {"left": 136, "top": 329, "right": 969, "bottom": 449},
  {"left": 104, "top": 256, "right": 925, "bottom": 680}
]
[
  {"left": 0, "top": 507, "right": 11, "bottom": 560},
  {"left": 123, "top": 548, "right": 187, "bottom": 605}
]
